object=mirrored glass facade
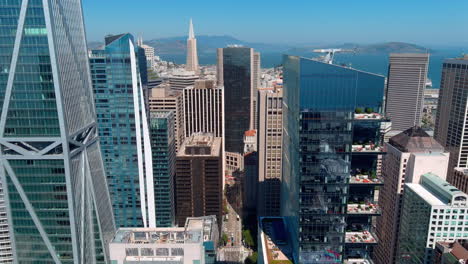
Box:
[222,47,252,153]
[0,0,115,263]
[150,111,176,227]
[282,55,385,263]
[90,33,154,228]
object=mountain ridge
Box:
[87,35,430,55]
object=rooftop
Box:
[111,216,217,245]
[389,126,444,153]
[437,240,468,261]
[178,133,221,157]
[420,173,467,204]
[245,130,256,137]
[406,183,445,206]
[259,217,293,264]
[344,259,373,264]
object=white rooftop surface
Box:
[406,183,445,206]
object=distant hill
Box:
[144,35,291,54]
[87,36,429,55]
[289,42,429,54]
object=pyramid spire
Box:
[188,18,195,39]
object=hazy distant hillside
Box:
[87,36,429,55]
[289,42,429,54]
[145,35,291,54]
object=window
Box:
[125,248,138,256]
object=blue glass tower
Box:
[90,33,155,228]
[0,0,115,263]
[282,56,386,263]
[150,111,176,227]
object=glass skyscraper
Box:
[90,33,155,228]
[218,46,256,154]
[150,111,176,227]
[282,56,385,263]
[0,0,115,263]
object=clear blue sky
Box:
[82,0,468,46]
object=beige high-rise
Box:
[148,84,185,151]
[257,88,283,216]
[435,56,468,182]
[374,127,449,264]
[385,53,429,131]
[186,19,199,72]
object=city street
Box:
[218,199,245,263]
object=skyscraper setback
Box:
[385,53,429,131]
[90,33,155,228]
[186,19,199,72]
[0,0,115,262]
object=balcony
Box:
[354,113,384,120]
[344,258,374,264]
[347,203,381,215]
[345,231,377,245]
[349,175,383,185]
[351,144,383,153]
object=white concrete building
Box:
[109,216,218,264]
[397,173,468,264]
[375,127,450,264]
[182,80,224,138]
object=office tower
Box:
[169,70,200,90]
[0,0,115,262]
[148,84,185,151]
[90,33,155,228]
[218,46,260,153]
[435,57,468,181]
[150,111,176,227]
[186,19,199,72]
[396,173,468,264]
[385,53,429,131]
[183,80,224,138]
[175,134,222,227]
[374,127,450,264]
[137,37,156,69]
[453,168,468,194]
[216,49,224,86]
[258,89,283,216]
[434,240,468,264]
[137,46,148,86]
[282,55,386,263]
[252,52,261,129]
[109,216,219,264]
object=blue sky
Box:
[82,0,468,47]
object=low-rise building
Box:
[434,240,468,264]
[109,216,219,264]
[397,173,468,264]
